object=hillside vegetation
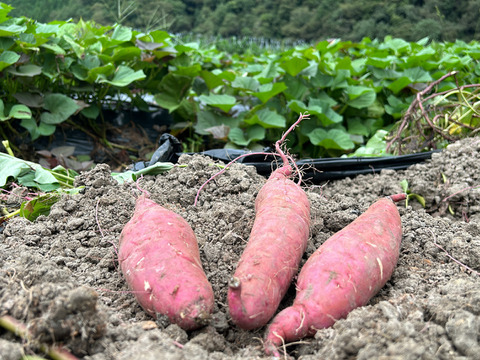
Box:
[7,0,480,42]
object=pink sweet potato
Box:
[264,194,405,356]
[118,194,214,330]
[227,164,311,330]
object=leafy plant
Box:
[0,149,178,221]
[2,3,480,161]
[399,179,426,208]
[0,152,78,191]
[387,71,480,154]
[0,151,82,221]
[111,161,177,184]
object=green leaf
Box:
[245,64,264,74]
[287,99,308,114]
[228,125,265,146]
[7,64,42,77]
[194,110,239,135]
[213,70,236,82]
[19,193,61,220]
[0,37,14,50]
[350,129,388,157]
[174,63,202,77]
[0,153,58,188]
[301,62,318,77]
[0,154,31,187]
[154,73,192,112]
[112,25,133,42]
[288,99,342,126]
[311,73,334,87]
[9,104,32,119]
[244,108,286,128]
[370,67,401,79]
[283,75,308,100]
[70,64,88,81]
[311,98,343,126]
[0,50,20,71]
[13,92,43,108]
[347,118,370,136]
[410,193,426,207]
[81,104,100,119]
[400,179,409,193]
[0,24,27,36]
[307,128,355,150]
[86,63,115,83]
[316,91,338,107]
[20,117,56,140]
[385,95,409,118]
[40,94,81,125]
[332,69,350,89]
[280,56,309,76]
[111,46,141,62]
[19,118,37,139]
[36,23,61,34]
[382,37,410,54]
[37,121,56,136]
[387,77,411,94]
[346,86,376,109]
[18,33,36,46]
[405,47,436,66]
[351,58,367,74]
[366,56,397,68]
[0,100,32,121]
[149,30,171,43]
[403,67,433,83]
[99,65,145,87]
[256,60,282,82]
[153,46,178,59]
[62,35,84,58]
[252,82,288,103]
[0,3,14,23]
[198,94,237,112]
[231,76,260,92]
[200,70,225,90]
[368,100,385,119]
[112,162,175,184]
[40,42,66,55]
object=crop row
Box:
[1,2,479,158]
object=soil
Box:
[1,136,479,360]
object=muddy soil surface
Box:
[1,137,479,360]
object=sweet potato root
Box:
[118,194,214,330]
[264,194,405,356]
[227,164,311,329]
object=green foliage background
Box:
[1,1,480,161]
[7,0,480,43]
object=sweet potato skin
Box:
[118,194,214,330]
[228,165,311,330]
[264,196,403,354]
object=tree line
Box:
[7,0,480,42]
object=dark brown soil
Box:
[1,137,479,360]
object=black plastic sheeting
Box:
[132,134,183,170]
[198,148,439,182]
[30,106,437,183]
[142,137,439,183]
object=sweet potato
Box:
[118,194,214,330]
[264,194,405,356]
[227,164,311,329]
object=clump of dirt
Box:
[0,137,479,359]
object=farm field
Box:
[1,3,480,359]
[0,136,479,359]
